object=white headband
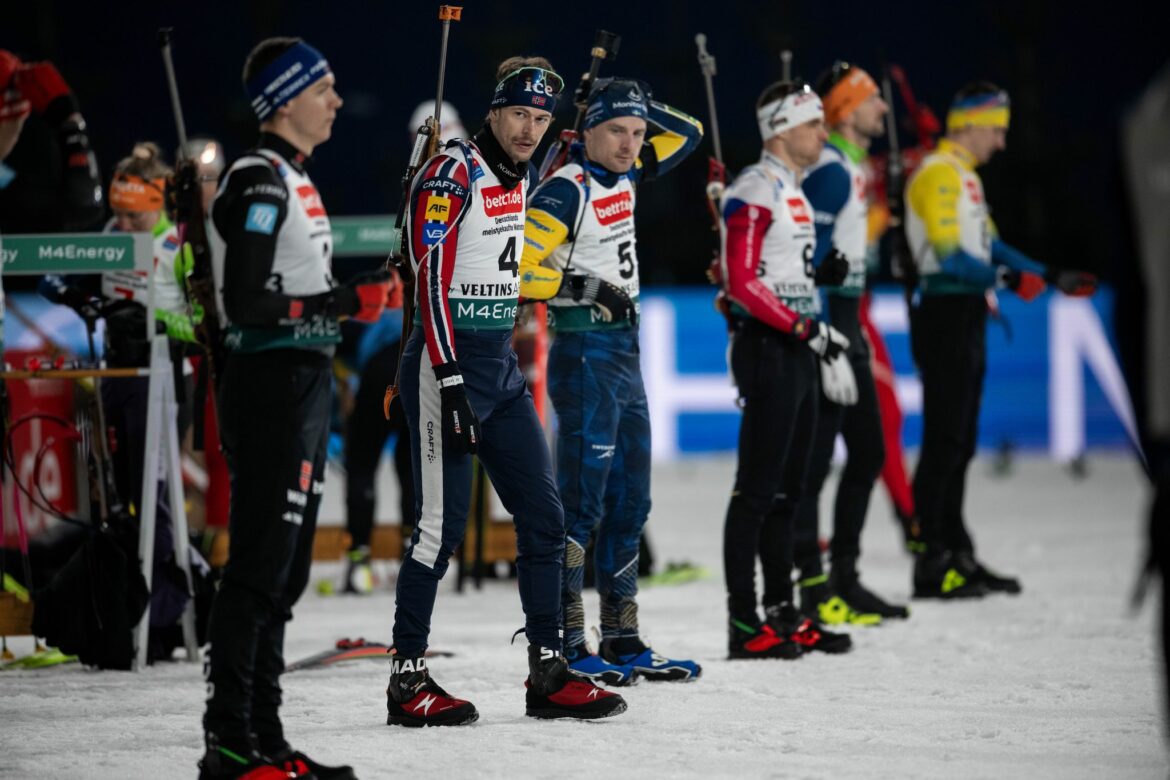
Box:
[757,86,824,142]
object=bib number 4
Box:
[498,236,518,277]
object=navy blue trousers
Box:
[393,329,565,656]
[547,328,651,649]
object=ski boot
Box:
[386,655,478,727]
[525,645,627,720]
[599,635,701,682]
[565,642,637,686]
[727,617,801,660]
[766,602,852,654]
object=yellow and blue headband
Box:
[246,42,331,121]
[946,90,1010,132]
[491,67,563,114]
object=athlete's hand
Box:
[558,273,637,325]
[334,269,393,322]
[14,61,78,126]
[820,352,859,406]
[1001,268,1046,302]
[433,362,480,456]
[1045,268,1097,297]
[803,320,849,361]
[813,248,850,288]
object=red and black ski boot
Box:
[386,655,478,727]
[525,645,627,720]
[766,603,852,654]
[727,617,801,660]
[198,734,294,780]
[264,747,355,780]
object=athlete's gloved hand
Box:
[14,61,79,126]
[820,352,859,406]
[999,267,1046,302]
[802,320,850,362]
[385,267,405,310]
[333,269,393,322]
[558,273,637,325]
[813,248,850,288]
[433,362,480,455]
[1045,268,1097,297]
[60,286,103,324]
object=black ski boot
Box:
[955,551,1022,595]
[765,603,852,654]
[912,551,988,599]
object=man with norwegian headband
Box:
[200,37,388,780]
[518,78,703,685]
[906,82,1096,601]
[791,62,910,627]
[718,81,854,660]
[385,56,626,727]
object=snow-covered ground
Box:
[2,454,1166,779]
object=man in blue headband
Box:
[386,55,626,726]
[518,78,704,683]
[200,37,388,780]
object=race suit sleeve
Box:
[721,175,806,334]
[906,160,997,288]
[214,163,337,327]
[802,160,851,267]
[409,154,470,369]
[990,228,1046,275]
[518,175,580,300]
[153,234,201,342]
[634,100,704,183]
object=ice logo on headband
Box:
[525,72,556,98]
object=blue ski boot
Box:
[564,642,637,686]
[599,636,701,682]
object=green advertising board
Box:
[331,215,398,258]
[0,233,153,274]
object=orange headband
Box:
[109,173,165,212]
[823,67,878,126]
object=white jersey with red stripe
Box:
[407,141,526,367]
[719,150,819,333]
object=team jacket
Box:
[905,137,1045,295]
[802,132,870,296]
[519,101,703,331]
[209,132,339,353]
[406,128,530,368]
[719,150,819,333]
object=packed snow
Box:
[1,454,1166,779]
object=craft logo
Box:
[296,185,326,218]
[787,198,811,223]
[299,460,312,492]
[592,191,633,226]
[425,194,451,222]
[482,185,523,216]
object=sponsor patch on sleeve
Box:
[244,203,279,234]
[425,194,452,223]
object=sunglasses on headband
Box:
[495,67,565,96]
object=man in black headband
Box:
[199,36,387,780]
[386,55,626,726]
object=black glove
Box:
[58,117,103,229]
[433,361,480,456]
[813,248,850,287]
[558,273,637,325]
[59,285,103,323]
[1044,268,1097,297]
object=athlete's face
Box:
[113,208,160,233]
[489,106,553,164]
[782,118,829,169]
[849,92,888,139]
[280,72,343,154]
[962,125,1008,165]
[583,116,647,174]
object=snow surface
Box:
[1,454,1166,779]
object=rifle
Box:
[879,57,916,293]
[695,34,726,232]
[780,49,793,82]
[536,29,621,182]
[383,5,462,419]
[158,28,221,445]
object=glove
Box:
[14,61,79,126]
[558,273,637,324]
[820,352,859,406]
[0,86,30,123]
[1045,268,1097,297]
[385,267,405,310]
[333,269,392,322]
[59,286,103,323]
[433,362,480,456]
[59,117,103,229]
[813,248,851,288]
[0,50,22,90]
[803,320,849,362]
[1000,267,1046,302]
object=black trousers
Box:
[723,320,819,620]
[345,343,413,549]
[203,349,331,750]
[793,296,886,582]
[909,295,987,557]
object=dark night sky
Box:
[2,0,1165,283]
